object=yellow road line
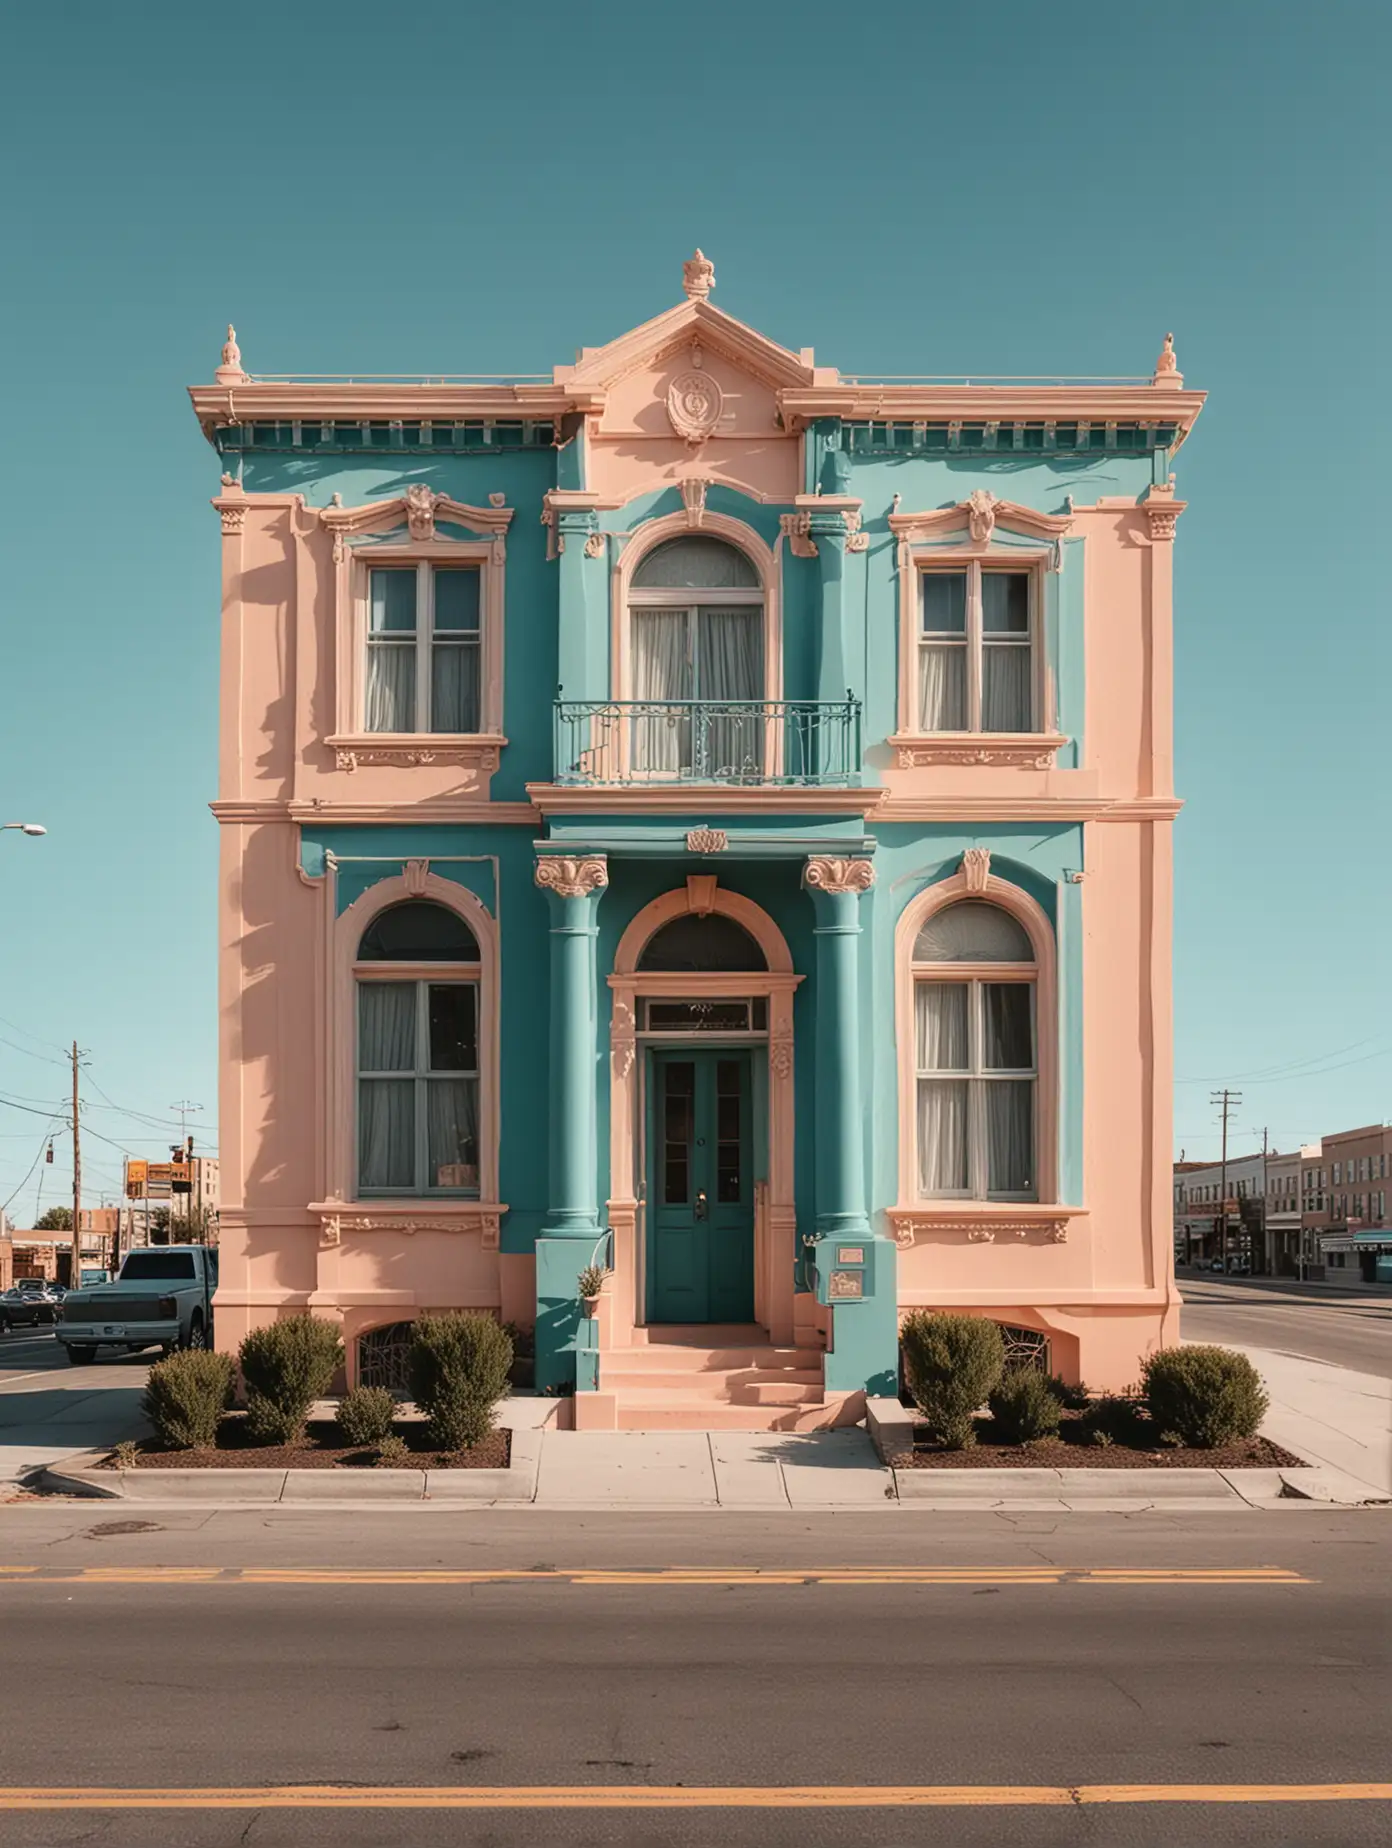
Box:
[0,1784,1385,1809]
[0,1565,1312,1586]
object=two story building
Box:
[193,255,1203,1426]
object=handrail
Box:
[553,696,862,788]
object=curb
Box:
[37,1429,542,1506]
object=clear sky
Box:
[0,0,1386,1215]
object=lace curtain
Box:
[915,979,1034,1198]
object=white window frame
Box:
[357,548,496,739]
[912,965,1038,1203]
[898,554,1059,743]
[355,966,482,1199]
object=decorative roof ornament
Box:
[1152,331,1183,389]
[965,488,999,544]
[215,324,247,384]
[682,249,715,301]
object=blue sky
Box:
[0,1,1386,1215]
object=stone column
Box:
[803,855,897,1396]
[533,854,608,1390]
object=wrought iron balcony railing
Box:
[553,697,862,788]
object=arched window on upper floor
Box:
[356,901,482,1197]
[912,900,1037,1201]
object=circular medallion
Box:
[666,370,723,443]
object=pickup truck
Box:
[55,1246,218,1365]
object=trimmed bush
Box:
[376,1433,411,1468]
[988,1365,1063,1444]
[900,1312,1005,1450]
[239,1315,344,1445]
[336,1385,397,1447]
[1082,1391,1143,1447]
[1044,1373,1092,1412]
[1141,1346,1269,1449]
[142,1349,236,1450]
[407,1312,513,1451]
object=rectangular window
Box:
[915,978,1036,1200]
[918,565,1034,734]
[357,980,479,1195]
[366,564,481,735]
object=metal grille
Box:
[997,1323,1051,1368]
[356,1321,415,1393]
[61,1296,167,1324]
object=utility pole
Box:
[169,1103,202,1240]
[70,1042,82,1289]
[1210,1088,1242,1273]
[1251,1126,1270,1276]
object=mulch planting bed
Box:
[896,1410,1304,1470]
[105,1419,511,1472]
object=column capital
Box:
[535,855,608,899]
[803,856,875,895]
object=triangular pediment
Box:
[556,297,821,398]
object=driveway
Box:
[0,1329,150,1485]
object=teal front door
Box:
[648,1050,755,1324]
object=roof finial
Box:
[215,323,247,384]
[682,249,715,302]
[1152,331,1182,389]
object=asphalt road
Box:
[0,1504,1387,1846]
[0,1329,149,1483]
[1178,1272,1392,1377]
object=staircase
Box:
[593,1325,841,1431]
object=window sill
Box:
[886,1204,1084,1248]
[327,733,507,773]
[889,732,1067,770]
[311,1200,506,1249]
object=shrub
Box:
[407,1313,513,1451]
[988,1365,1063,1444]
[1044,1373,1092,1412]
[376,1433,411,1468]
[1141,1346,1269,1449]
[1082,1391,1143,1448]
[142,1349,236,1450]
[899,1312,1005,1450]
[239,1316,344,1445]
[336,1385,396,1447]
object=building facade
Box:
[193,257,1202,1424]
[1313,1125,1392,1280]
[1173,1152,1267,1269]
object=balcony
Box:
[553,698,862,788]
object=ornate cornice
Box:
[803,856,875,894]
[887,1205,1083,1249]
[319,489,513,555]
[889,497,1072,547]
[685,827,728,854]
[889,732,1068,770]
[1141,479,1186,541]
[535,855,609,899]
[780,497,865,558]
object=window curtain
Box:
[358,984,417,1191]
[985,1081,1034,1195]
[915,983,969,1194]
[427,1078,480,1190]
[983,647,1031,731]
[430,641,480,732]
[366,645,416,733]
[918,645,966,730]
[696,608,763,778]
[631,610,690,773]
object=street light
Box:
[2,823,46,836]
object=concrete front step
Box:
[606,1345,823,1373]
[613,1399,841,1432]
[601,1368,825,1397]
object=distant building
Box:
[1173,1152,1267,1268]
[1313,1125,1392,1282]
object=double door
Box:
[647,1050,754,1324]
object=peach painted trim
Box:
[606,883,802,1347]
[285,801,542,826]
[609,510,783,715]
[525,785,875,817]
[325,867,501,1207]
[888,733,1067,770]
[887,1204,1086,1247]
[873,797,1183,823]
[892,865,1060,1210]
[334,536,506,744]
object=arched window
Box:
[628,536,764,778]
[638,912,768,973]
[356,901,481,1196]
[913,900,1036,1201]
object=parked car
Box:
[55,1247,218,1365]
[0,1286,61,1330]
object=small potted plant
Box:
[577,1265,605,1315]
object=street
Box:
[0,1502,1388,1844]
[1178,1273,1392,1378]
[0,1329,148,1484]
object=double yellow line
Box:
[0,1565,1312,1586]
[0,1783,1384,1809]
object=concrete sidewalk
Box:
[533,1429,892,1509]
[1217,1342,1392,1503]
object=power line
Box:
[1177,1034,1392,1086]
[0,1122,63,1216]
